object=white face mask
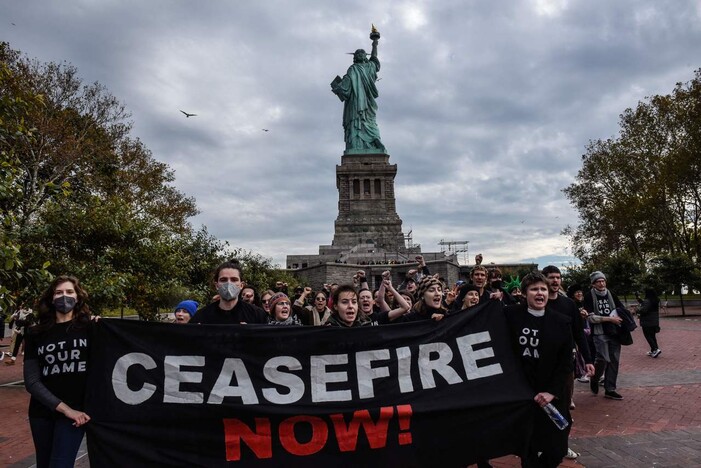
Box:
[217,282,240,302]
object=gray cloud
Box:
[3,0,700,268]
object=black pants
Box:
[29,417,85,468]
[642,326,659,351]
[8,331,24,357]
[521,404,570,468]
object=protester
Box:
[267,292,303,326]
[541,266,593,460]
[173,300,199,324]
[24,276,92,468]
[399,275,447,322]
[297,289,332,325]
[457,283,481,310]
[638,288,661,358]
[397,255,430,299]
[566,284,592,384]
[260,289,275,315]
[374,273,412,322]
[583,271,625,400]
[240,287,257,305]
[452,266,503,312]
[325,285,375,327]
[4,303,34,366]
[488,268,518,306]
[190,261,268,325]
[358,288,374,315]
[504,272,574,468]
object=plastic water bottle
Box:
[543,403,569,430]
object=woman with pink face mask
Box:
[24,276,93,468]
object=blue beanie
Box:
[174,300,199,317]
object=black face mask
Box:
[53,295,77,314]
[491,280,503,290]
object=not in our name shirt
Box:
[25,321,90,418]
[515,310,544,390]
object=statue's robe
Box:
[332,57,385,151]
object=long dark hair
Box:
[32,276,91,334]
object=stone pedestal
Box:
[332,153,406,253]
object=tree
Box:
[0,56,53,310]
[232,249,299,294]
[564,69,701,268]
[1,43,222,319]
[650,253,701,316]
[598,251,643,303]
[561,263,593,293]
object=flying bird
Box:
[262,129,269,132]
[179,110,197,118]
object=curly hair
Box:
[32,276,91,334]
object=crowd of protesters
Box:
[6,254,662,468]
[171,255,655,466]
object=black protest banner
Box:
[85,301,536,467]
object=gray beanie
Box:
[590,271,606,283]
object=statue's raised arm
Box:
[330,25,386,154]
[370,24,380,69]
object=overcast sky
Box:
[3,1,701,268]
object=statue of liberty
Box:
[331,25,386,153]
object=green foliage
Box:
[232,249,299,294]
[561,251,643,298]
[564,69,701,303]
[649,254,701,294]
[598,251,644,300]
[0,42,227,319]
[564,69,701,268]
[561,263,591,292]
[0,53,53,310]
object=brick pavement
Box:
[1,315,700,467]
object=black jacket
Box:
[504,304,574,402]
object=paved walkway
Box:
[2,313,700,467]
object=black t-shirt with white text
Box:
[514,311,544,390]
[25,321,90,418]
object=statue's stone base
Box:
[332,152,406,253]
[286,151,463,288]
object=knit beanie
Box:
[174,300,199,317]
[590,271,606,284]
[417,276,443,299]
[269,292,290,311]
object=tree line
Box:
[0,43,295,319]
[564,69,701,312]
